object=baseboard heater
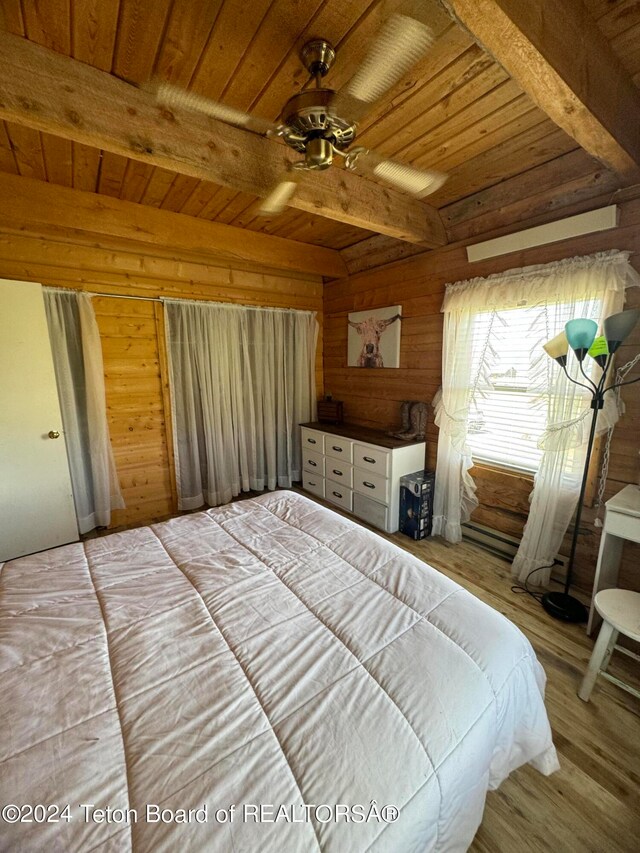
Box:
[461,521,568,583]
[461,521,521,560]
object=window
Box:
[466,299,600,474]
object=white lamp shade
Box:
[543,331,569,360]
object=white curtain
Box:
[432,251,640,584]
[44,288,124,533]
[431,307,483,542]
[165,299,318,509]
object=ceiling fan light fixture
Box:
[305,137,333,169]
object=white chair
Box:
[578,588,640,702]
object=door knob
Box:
[48,430,60,439]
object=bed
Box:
[0,490,558,852]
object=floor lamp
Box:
[541,308,640,623]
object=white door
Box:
[0,279,78,561]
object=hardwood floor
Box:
[389,533,640,853]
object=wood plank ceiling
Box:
[0,0,639,257]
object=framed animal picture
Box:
[347,305,402,368]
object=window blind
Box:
[466,301,598,474]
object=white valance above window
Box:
[441,251,638,312]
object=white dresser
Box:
[300,422,426,534]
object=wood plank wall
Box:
[0,231,323,529]
[324,199,640,595]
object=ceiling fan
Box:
[155,12,447,215]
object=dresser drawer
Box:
[325,461,353,489]
[353,492,388,531]
[353,443,390,477]
[325,484,353,512]
[301,428,323,451]
[302,472,325,499]
[303,448,324,476]
[325,435,353,463]
[353,469,390,504]
[324,433,353,466]
[606,508,640,543]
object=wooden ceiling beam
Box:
[0,173,346,278]
[442,0,640,178]
[0,30,446,248]
[339,149,633,275]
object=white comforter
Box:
[0,491,558,852]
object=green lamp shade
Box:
[543,331,569,362]
[603,308,640,353]
[588,336,609,357]
[588,335,609,367]
[565,318,598,350]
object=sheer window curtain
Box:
[432,251,640,583]
[431,305,483,542]
[165,299,318,509]
[43,288,124,533]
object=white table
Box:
[587,484,640,635]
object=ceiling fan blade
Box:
[155,82,279,136]
[257,178,299,216]
[349,149,447,197]
[333,14,436,121]
[372,159,447,197]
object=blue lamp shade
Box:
[565,318,598,361]
[603,308,640,353]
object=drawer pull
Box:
[363,456,376,464]
[308,480,317,486]
[332,468,343,476]
[332,490,343,499]
[332,445,343,452]
[363,481,376,489]
[308,460,317,467]
[308,438,317,444]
